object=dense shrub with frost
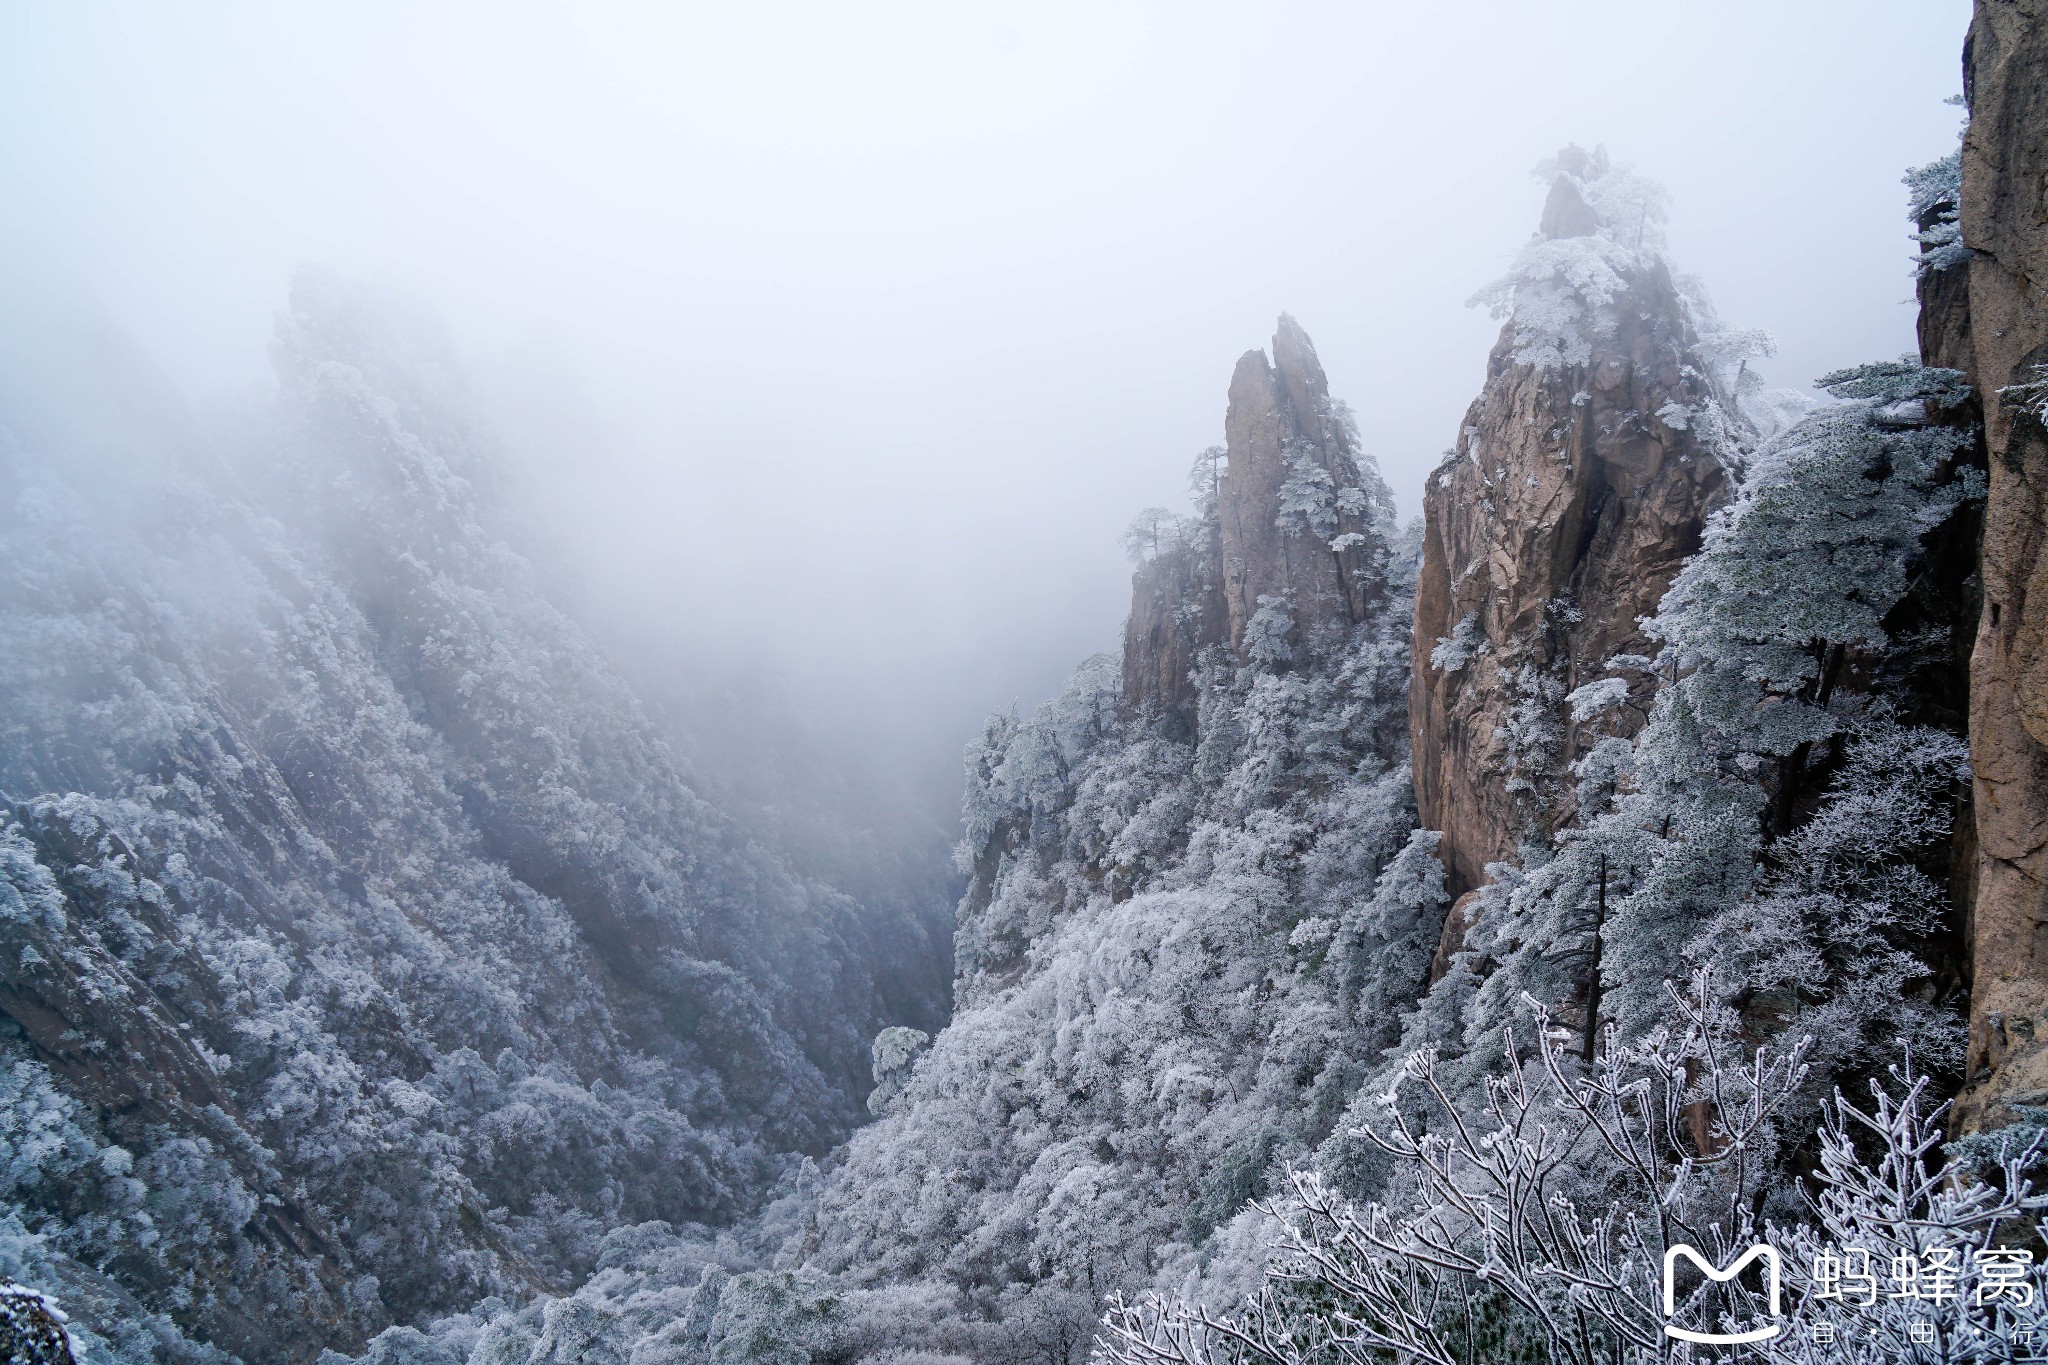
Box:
[1466,147,1667,371]
[1100,980,2048,1365]
[1906,105,1969,277]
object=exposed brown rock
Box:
[1427,890,1483,984]
[1122,316,1387,719]
[1539,165,1603,241]
[1411,160,1731,913]
[1218,316,1384,649]
[1938,0,2048,1130]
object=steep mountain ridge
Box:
[787,138,1996,1365]
[789,315,1421,1354]
[1083,107,2020,1365]
[304,315,1425,1365]
[306,46,2048,1365]
[0,275,947,1361]
[11,21,2048,1358]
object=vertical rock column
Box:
[1946,0,2048,1128]
[1121,316,1390,721]
[1410,152,1730,960]
[1217,315,1387,650]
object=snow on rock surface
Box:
[1411,145,1742,928]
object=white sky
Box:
[0,0,1972,809]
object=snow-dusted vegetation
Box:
[1088,349,1995,1365]
[353,149,1999,1362]
[0,26,2021,1362]
[0,274,947,1361]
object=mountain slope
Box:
[0,275,947,1361]
[793,317,1424,1345]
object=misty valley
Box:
[4,5,2048,1364]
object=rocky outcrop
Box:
[1122,316,1391,718]
[1122,516,1225,720]
[1411,150,1733,921]
[1937,0,2048,1129]
[1218,317,1390,649]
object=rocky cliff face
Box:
[1934,0,2048,1128]
[1122,316,1392,719]
[1218,317,1392,651]
[1122,517,1225,721]
[1411,148,1736,938]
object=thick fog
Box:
[0,1,1970,831]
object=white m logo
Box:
[1662,1243,1783,1345]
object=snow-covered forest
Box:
[7,4,2046,1364]
[0,274,950,1361]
